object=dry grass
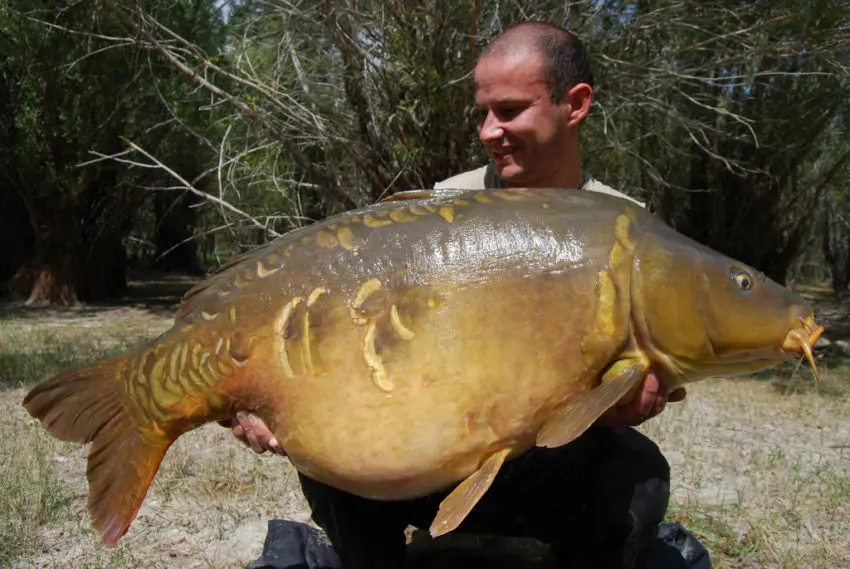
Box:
[0,287,847,569]
[640,366,850,569]
[0,302,311,569]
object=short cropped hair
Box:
[481,22,595,102]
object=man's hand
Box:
[595,373,686,428]
[222,412,285,455]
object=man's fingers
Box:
[643,373,661,396]
[650,395,667,417]
[233,412,266,454]
[620,374,666,424]
[268,437,284,455]
[594,374,684,429]
[228,412,286,455]
[236,412,264,454]
[637,374,663,418]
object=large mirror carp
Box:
[22,187,823,547]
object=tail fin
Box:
[22,357,172,547]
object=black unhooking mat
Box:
[245,519,712,569]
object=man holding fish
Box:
[231,21,707,569]
[24,18,821,569]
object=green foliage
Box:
[575,0,848,284]
[125,0,849,283]
[0,0,228,300]
[1,0,848,295]
[576,0,850,281]
[211,1,489,219]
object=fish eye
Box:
[730,269,754,291]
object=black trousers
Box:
[297,426,671,569]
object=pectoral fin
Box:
[429,448,511,538]
[536,360,647,448]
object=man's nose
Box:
[478,111,504,142]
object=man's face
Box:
[474,52,574,187]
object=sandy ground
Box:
[1,282,848,569]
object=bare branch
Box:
[101,0,358,211]
[96,139,283,238]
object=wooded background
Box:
[0,0,848,304]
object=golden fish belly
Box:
[264,271,604,500]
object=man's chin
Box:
[493,163,528,186]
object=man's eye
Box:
[498,107,520,119]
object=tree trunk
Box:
[80,236,129,300]
[0,186,35,297]
[9,239,130,305]
[9,254,79,305]
[153,190,203,275]
[823,190,849,298]
[6,200,129,304]
[7,207,81,304]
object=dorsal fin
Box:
[379,189,473,203]
[174,237,291,320]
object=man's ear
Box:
[564,83,593,127]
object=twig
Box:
[94,140,282,238]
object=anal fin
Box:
[429,448,511,538]
[536,359,646,448]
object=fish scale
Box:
[22,187,823,548]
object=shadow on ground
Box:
[742,353,849,399]
[0,273,198,321]
[734,285,850,398]
[0,274,198,388]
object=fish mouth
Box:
[781,315,824,383]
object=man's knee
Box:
[296,474,409,568]
[599,428,671,525]
[297,473,405,533]
[610,427,671,484]
[297,473,340,524]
